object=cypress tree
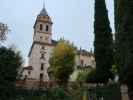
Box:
[114,0,118,32]
[94,0,114,83]
[115,0,126,73]
[122,1,133,98]
[115,0,133,98]
[114,0,125,32]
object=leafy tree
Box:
[76,71,89,82]
[0,46,23,100]
[0,23,9,42]
[68,82,83,100]
[94,0,114,83]
[49,40,76,86]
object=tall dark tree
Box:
[114,0,118,33]
[114,0,133,99]
[0,47,23,100]
[120,1,133,99]
[115,0,126,77]
[94,0,114,83]
[114,0,126,32]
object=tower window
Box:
[46,25,49,31]
[40,73,43,80]
[41,54,44,58]
[41,63,44,70]
[40,53,45,59]
[41,46,45,50]
[28,71,31,75]
[40,37,43,41]
[40,24,43,31]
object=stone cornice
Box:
[28,41,56,57]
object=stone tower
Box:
[33,5,53,44]
[28,5,53,81]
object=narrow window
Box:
[40,37,43,41]
[28,71,31,75]
[40,73,43,80]
[81,60,84,66]
[41,63,44,70]
[40,54,44,59]
[41,46,45,50]
[46,25,49,31]
[40,24,43,31]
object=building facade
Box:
[23,6,95,82]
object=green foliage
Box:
[88,84,121,100]
[49,40,76,85]
[94,0,114,83]
[114,0,118,32]
[111,65,119,75]
[114,0,133,99]
[87,69,96,83]
[68,82,85,100]
[114,0,125,33]
[16,88,72,100]
[76,71,89,82]
[16,84,121,100]
[0,46,23,100]
[115,0,127,80]
[114,1,133,99]
[120,1,133,90]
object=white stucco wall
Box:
[75,54,95,68]
[25,46,95,81]
[28,44,54,80]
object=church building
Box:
[22,5,95,84]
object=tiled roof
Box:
[77,49,94,56]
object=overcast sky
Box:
[0,0,114,64]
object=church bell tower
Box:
[33,5,53,44]
[27,3,53,81]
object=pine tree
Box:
[94,0,114,83]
